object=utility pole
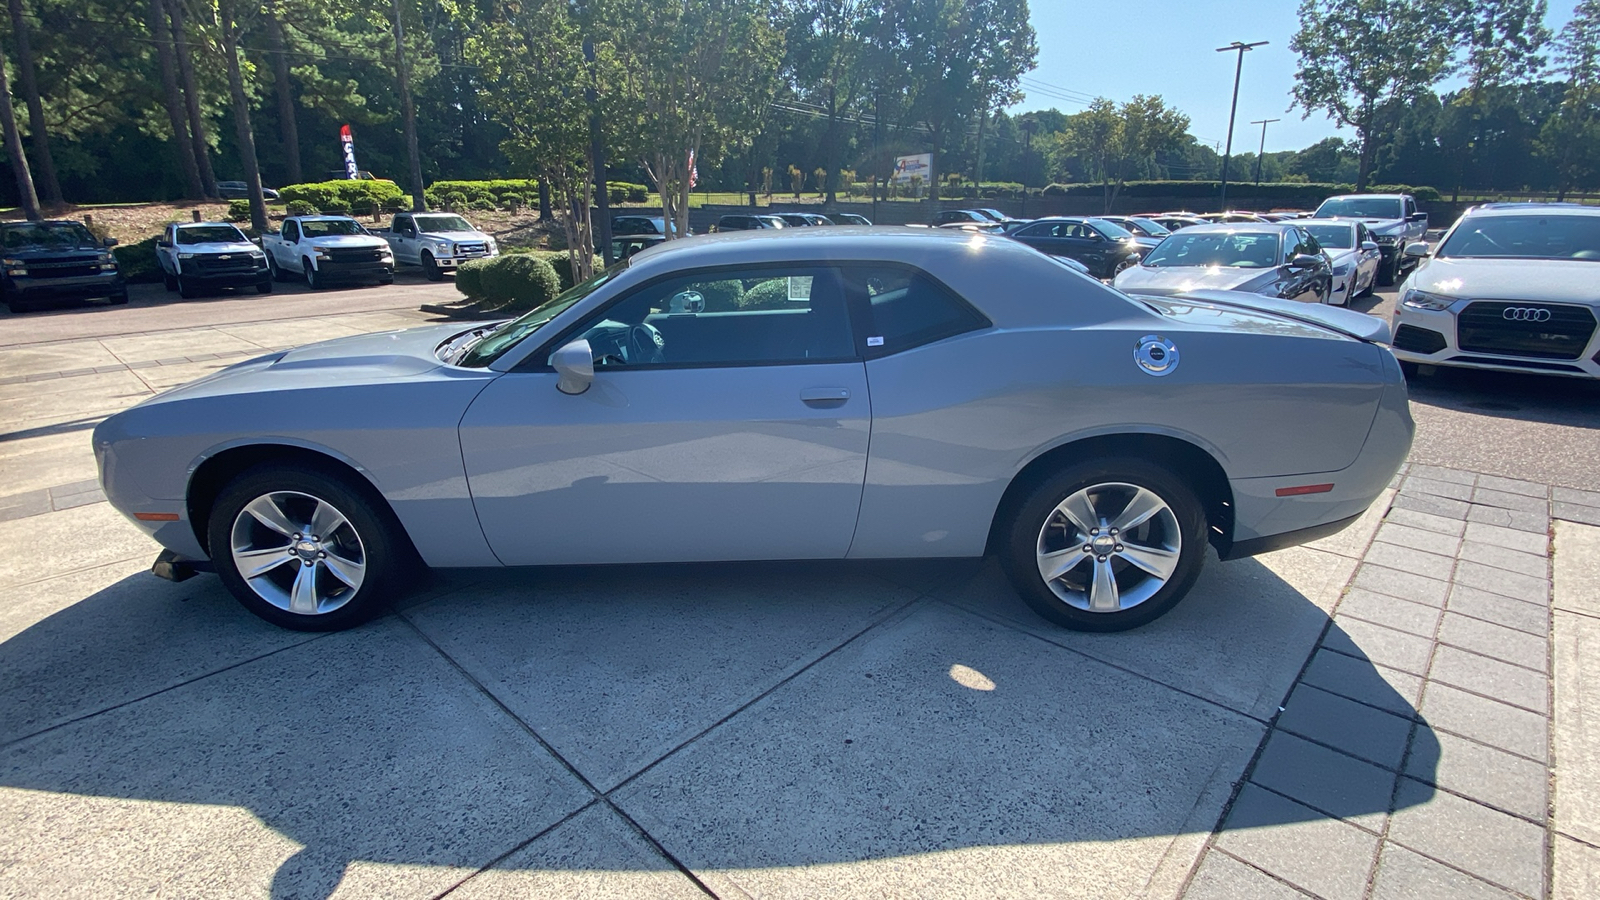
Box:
[1250,118,1279,186]
[1216,40,1267,212]
[391,0,424,212]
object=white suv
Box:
[1391,203,1600,379]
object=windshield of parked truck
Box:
[2,222,99,248]
[1315,198,1403,219]
[176,225,249,245]
[300,219,367,238]
[412,215,474,233]
[1437,214,1600,260]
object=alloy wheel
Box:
[1034,481,1182,613]
[229,490,367,616]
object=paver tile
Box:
[1249,732,1397,828]
[1320,618,1436,676]
[1370,843,1519,900]
[1392,491,1470,520]
[1299,648,1422,716]
[1351,565,1450,606]
[1457,541,1550,580]
[1374,522,1462,557]
[1387,777,1546,898]
[1363,541,1456,581]
[1466,503,1548,533]
[1384,507,1465,537]
[1217,784,1378,900]
[1464,521,1551,556]
[1405,729,1549,821]
[1553,606,1600,847]
[1276,684,1414,768]
[1404,475,1474,501]
[1474,474,1549,499]
[1553,486,1600,507]
[1553,501,1600,527]
[1429,644,1549,714]
[1184,852,1310,900]
[1421,681,1549,762]
[1408,465,1475,486]
[1337,590,1442,638]
[1438,612,1550,671]
[1554,834,1600,900]
[1473,487,1550,514]
[1447,584,1550,635]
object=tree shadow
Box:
[0,553,1437,898]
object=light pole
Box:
[1250,118,1280,186]
[1216,40,1268,212]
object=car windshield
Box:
[1141,231,1282,268]
[1315,198,1403,219]
[1436,214,1600,261]
[1128,218,1171,236]
[412,215,474,233]
[456,261,628,367]
[1303,224,1355,249]
[300,219,367,238]
[974,209,1007,221]
[759,217,786,227]
[176,225,249,244]
[1087,219,1134,240]
[2,222,99,248]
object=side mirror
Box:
[104,237,118,247]
[1408,212,1428,223]
[1360,240,1380,252]
[551,339,594,395]
[1403,241,1430,259]
[155,239,171,249]
[1289,253,1323,269]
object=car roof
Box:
[628,226,1022,267]
[175,221,243,229]
[291,215,358,221]
[1321,193,1407,200]
[1159,222,1297,235]
[1463,202,1600,217]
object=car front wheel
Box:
[304,260,323,290]
[421,251,442,281]
[208,465,405,631]
[1001,458,1207,632]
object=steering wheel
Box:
[627,323,666,365]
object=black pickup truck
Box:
[1,220,126,313]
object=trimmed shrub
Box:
[1027,180,1442,203]
[528,251,599,291]
[442,191,468,211]
[278,178,405,212]
[320,198,352,215]
[696,279,744,311]
[455,257,491,302]
[285,199,318,217]
[112,236,163,284]
[479,254,562,311]
[737,278,789,310]
[382,195,408,212]
[226,199,252,222]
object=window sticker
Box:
[867,336,885,347]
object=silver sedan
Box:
[95,228,1413,633]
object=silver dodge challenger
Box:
[95,228,1413,633]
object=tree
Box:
[1446,0,1551,197]
[1055,95,1189,211]
[890,0,1036,205]
[1540,0,1600,197]
[1290,0,1458,189]
[7,0,61,206]
[262,1,301,184]
[0,38,41,220]
[218,0,269,233]
[147,0,204,197]
[167,0,220,197]
[785,0,871,207]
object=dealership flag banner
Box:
[340,125,359,179]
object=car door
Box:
[273,221,299,268]
[1057,222,1112,274]
[458,265,871,566]
[157,225,176,275]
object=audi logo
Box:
[1502,307,1552,322]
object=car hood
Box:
[1346,218,1408,235]
[174,241,260,255]
[300,234,388,248]
[416,230,490,241]
[1324,248,1361,267]
[1407,257,1600,306]
[1152,289,1392,344]
[141,324,470,404]
[5,245,105,259]
[1113,264,1274,295]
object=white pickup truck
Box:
[260,215,394,290]
[155,221,271,299]
[374,211,498,281]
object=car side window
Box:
[1300,230,1322,255]
[843,266,988,356]
[565,266,854,369]
[283,221,299,242]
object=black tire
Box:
[164,271,178,291]
[999,457,1208,632]
[178,276,200,299]
[304,261,322,290]
[208,463,407,631]
[378,275,394,286]
[421,251,442,281]
[108,290,129,305]
[256,279,273,295]
[1399,360,1420,379]
[268,255,289,283]
[1377,255,1398,287]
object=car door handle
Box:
[800,387,850,404]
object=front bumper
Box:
[1392,303,1600,379]
[181,265,269,286]
[5,273,125,300]
[429,251,495,269]
[316,260,394,282]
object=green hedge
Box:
[113,236,162,284]
[737,279,788,309]
[278,179,405,213]
[455,253,561,311]
[1036,180,1442,202]
[285,199,317,217]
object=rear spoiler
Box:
[1154,289,1392,344]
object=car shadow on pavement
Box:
[0,554,1438,899]
[1404,365,1600,428]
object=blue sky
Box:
[1011,0,1580,154]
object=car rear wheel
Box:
[1001,458,1207,632]
[267,254,288,283]
[208,465,403,631]
[421,252,442,281]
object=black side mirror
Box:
[1289,253,1323,269]
[155,239,171,249]
[1408,212,1428,223]
[104,237,118,247]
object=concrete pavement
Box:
[0,287,1597,898]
